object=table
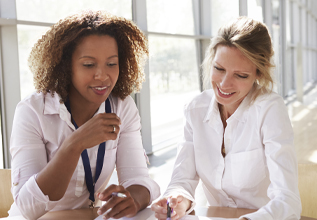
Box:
[1,206,316,220]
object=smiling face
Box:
[69,34,119,108]
[211,45,257,116]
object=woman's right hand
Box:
[151,196,191,220]
[64,113,121,152]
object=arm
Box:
[152,106,199,219]
[36,111,120,201]
[241,95,301,220]
[11,101,120,219]
[96,96,160,218]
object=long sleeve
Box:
[10,101,60,220]
[241,95,301,220]
[163,105,200,213]
[115,96,160,204]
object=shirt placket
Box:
[221,121,237,207]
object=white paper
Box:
[180,216,239,220]
[94,207,154,220]
[94,208,239,220]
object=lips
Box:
[91,85,110,95]
[217,86,235,97]
[94,86,108,91]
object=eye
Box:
[107,63,118,67]
[214,66,224,71]
[237,74,248,79]
[83,63,95,68]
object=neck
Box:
[68,92,100,127]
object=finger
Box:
[155,212,170,220]
[101,199,125,218]
[111,203,136,219]
[99,185,125,201]
[171,210,179,220]
[151,202,167,213]
[108,124,120,134]
[98,113,121,124]
[98,195,126,216]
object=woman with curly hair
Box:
[9,10,160,219]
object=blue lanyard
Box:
[64,98,111,208]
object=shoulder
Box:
[110,95,136,113]
[16,92,45,112]
[253,91,286,110]
[16,92,59,113]
[185,90,214,112]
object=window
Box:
[148,36,200,151]
[16,0,132,23]
[211,0,239,36]
[17,25,50,99]
[146,0,195,35]
[16,0,132,100]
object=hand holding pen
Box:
[97,184,138,219]
[151,195,191,220]
[167,198,173,220]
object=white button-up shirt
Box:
[9,92,160,219]
[164,89,301,220]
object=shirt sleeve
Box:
[241,95,301,220]
[162,106,199,214]
[10,101,60,220]
[115,96,160,204]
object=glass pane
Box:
[16,0,132,23]
[211,0,239,36]
[146,0,195,35]
[17,25,50,100]
[248,0,263,22]
[149,36,200,151]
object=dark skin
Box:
[35,34,151,219]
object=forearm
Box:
[36,138,83,201]
[126,185,150,211]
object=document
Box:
[94,208,239,220]
[94,207,154,220]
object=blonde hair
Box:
[29,10,148,102]
[202,16,275,101]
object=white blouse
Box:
[9,92,160,220]
[164,89,301,220]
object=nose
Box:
[94,67,109,81]
[220,73,233,89]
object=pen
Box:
[111,192,127,198]
[167,198,173,220]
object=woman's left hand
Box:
[97,184,139,219]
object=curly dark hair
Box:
[29,10,148,102]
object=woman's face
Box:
[70,34,119,107]
[211,45,257,114]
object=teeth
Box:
[95,86,108,91]
[219,88,233,95]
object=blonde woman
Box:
[9,10,160,220]
[151,17,301,220]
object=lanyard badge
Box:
[65,98,111,208]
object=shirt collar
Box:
[203,88,254,127]
[43,93,107,130]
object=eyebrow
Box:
[79,55,118,59]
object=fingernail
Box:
[99,194,103,199]
[97,209,102,215]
